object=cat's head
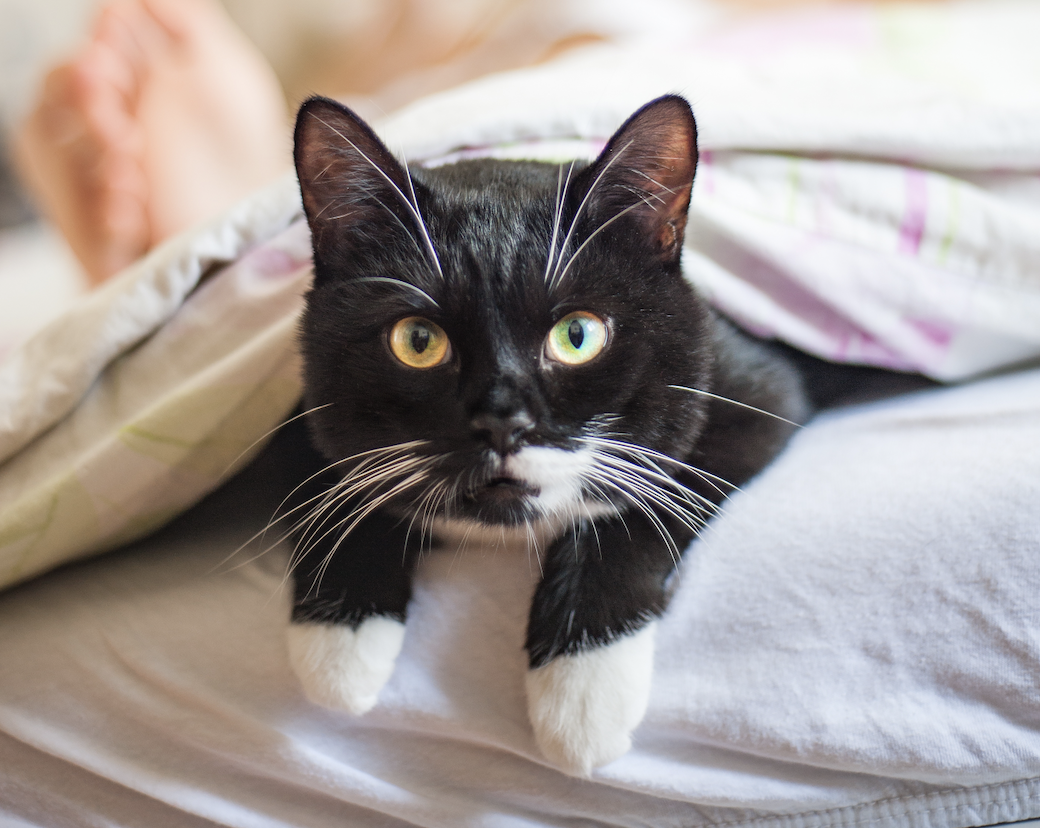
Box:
[293,95,712,529]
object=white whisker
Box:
[629,168,678,197]
[311,469,431,595]
[220,403,333,478]
[551,199,644,292]
[400,149,445,279]
[668,385,803,428]
[295,454,432,558]
[544,161,576,284]
[314,114,443,279]
[266,441,432,595]
[581,434,739,500]
[589,474,682,567]
[591,450,719,513]
[213,436,416,575]
[353,277,440,308]
[549,139,635,290]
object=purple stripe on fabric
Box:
[699,149,716,195]
[696,229,915,369]
[907,317,954,350]
[898,168,928,256]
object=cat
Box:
[282,93,816,776]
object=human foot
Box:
[15,0,290,286]
[14,28,149,285]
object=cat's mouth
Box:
[458,476,542,524]
[468,476,541,501]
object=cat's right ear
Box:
[293,96,415,266]
[576,95,698,265]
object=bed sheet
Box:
[1,366,1039,827]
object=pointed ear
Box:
[579,95,698,262]
[293,96,415,265]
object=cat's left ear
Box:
[579,95,698,262]
[293,96,420,272]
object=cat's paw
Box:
[525,623,656,776]
[286,616,405,715]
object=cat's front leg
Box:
[286,506,418,715]
[525,514,691,775]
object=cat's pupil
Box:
[568,319,584,349]
[410,328,430,354]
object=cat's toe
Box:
[525,623,656,776]
[286,615,405,714]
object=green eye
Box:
[389,317,451,368]
[545,312,608,366]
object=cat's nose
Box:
[470,410,535,456]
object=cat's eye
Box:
[389,317,451,368]
[545,312,608,366]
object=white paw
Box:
[286,616,405,714]
[525,622,656,776]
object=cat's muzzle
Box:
[461,476,540,524]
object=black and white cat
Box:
[283,94,813,775]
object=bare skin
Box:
[14,0,289,285]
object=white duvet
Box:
[2,2,1040,825]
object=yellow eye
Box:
[389,317,451,368]
[545,312,608,366]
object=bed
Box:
[2,3,1040,825]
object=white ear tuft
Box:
[580,95,697,261]
[525,622,656,776]
[286,616,406,715]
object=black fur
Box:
[288,95,824,668]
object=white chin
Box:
[502,446,609,521]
